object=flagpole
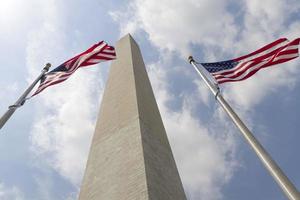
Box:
[0,63,51,130]
[188,56,300,200]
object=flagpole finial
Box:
[188,56,195,64]
[43,63,51,72]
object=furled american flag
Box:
[32,41,116,96]
[201,38,300,84]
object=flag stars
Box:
[201,61,237,73]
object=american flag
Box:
[33,41,116,96]
[201,38,300,84]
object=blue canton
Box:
[50,64,68,73]
[201,60,239,73]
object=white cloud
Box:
[26,0,105,188]
[25,1,66,79]
[110,0,238,57]
[0,1,28,32]
[242,0,300,35]
[30,69,103,185]
[33,173,54,200]
[164,106,237,200]
[0,183,24,200]
[224,60,300,110]
[148,61,238,200]
[194,79,211,107]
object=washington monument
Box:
[78,34,187,200]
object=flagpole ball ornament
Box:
[188,56,195,64]
[44,63,51,71]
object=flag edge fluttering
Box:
[200,38,300,84]
[32,41,116,96]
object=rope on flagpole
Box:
[8,96,33,109]
[188,56,300,200]
[0,63,51,130]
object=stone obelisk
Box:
[78,34,186,200]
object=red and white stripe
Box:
[213,38,300,84]
[33,41,116,96]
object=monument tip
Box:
[122,33,134,40]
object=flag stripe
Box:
[34,78,69,95]
[273,53,298,61]
[234,38,288,61]
[216,61,268,83]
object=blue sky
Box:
[0,0,299,199]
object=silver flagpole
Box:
[188,56,300,200]
[0,63,51,130]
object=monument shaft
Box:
[78,35,186,200]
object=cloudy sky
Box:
[0,0,300,199]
